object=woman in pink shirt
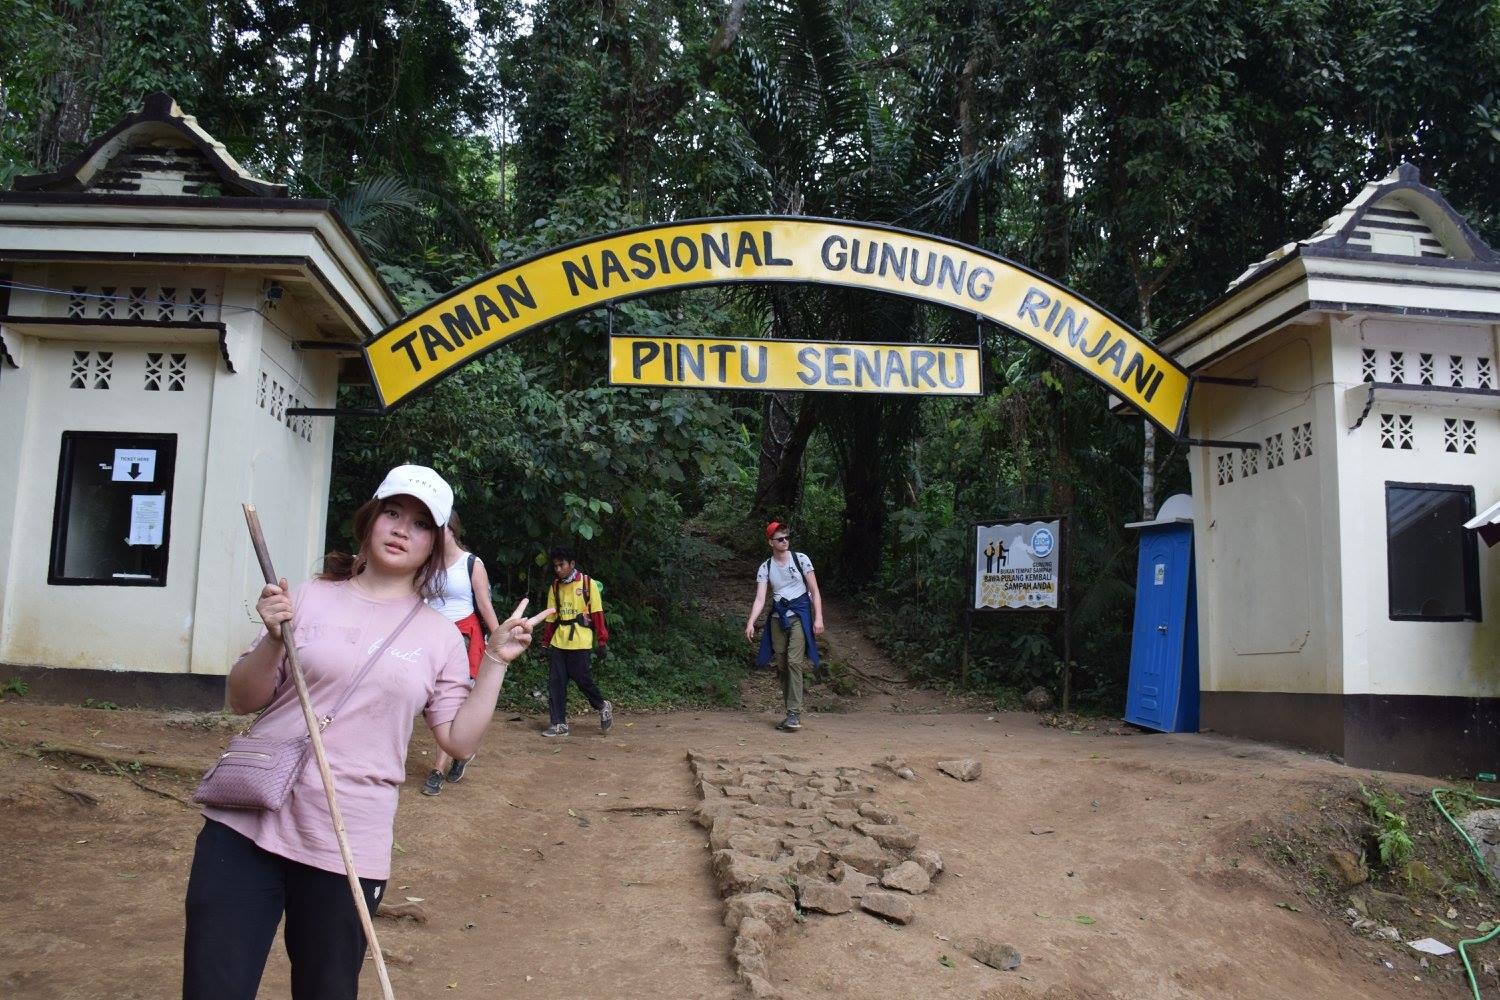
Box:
[183,466,547,1000]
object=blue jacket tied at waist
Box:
[756,593,821,668]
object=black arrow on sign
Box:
[128,462,141,479]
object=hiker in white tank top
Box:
[431,556,477,623]
[421,511,503,796]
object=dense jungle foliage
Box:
[5,0,1500,709]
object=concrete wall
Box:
[1189,320,1341,696]
[1334,316,1500,698]
[0,263,340,681]
[1190,312,1500,704]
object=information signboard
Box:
[973,518,1064,611]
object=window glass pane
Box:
[1386,484,1478,619]
[50,433,175,586]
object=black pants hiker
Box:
[548,646,605,726]
[183,819,385,1000]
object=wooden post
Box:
[242,504,396,1000]
[961,608,972,688]
[1060,515,1072,715]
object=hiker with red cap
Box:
[745,521,824,731]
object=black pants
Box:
[548,646,604,725]
[183,819,386,1000]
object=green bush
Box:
[497,609,747,714]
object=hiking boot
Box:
[600,700,614,734]
[542,723,570,738]
[446,754,475,783]
[775,712,802,732]
[421,769,444,796]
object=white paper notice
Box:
[112,449,157,483]
[1407,937,1454,956]
[128,493,166,546]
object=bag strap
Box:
[318,598,425,730]
[466,552,480,613]
[246,598,424,736]
[763,554,808,586]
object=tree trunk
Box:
[1138,295,1156,520]
[834,400,891,585]
[753,392,818,517]
[753,288,819,518]
[957,50,980,244]
[1036,83,1070,281]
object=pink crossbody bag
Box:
[192,600,424,811]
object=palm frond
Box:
[333,176,426,232]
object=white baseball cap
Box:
[372,465,453,527]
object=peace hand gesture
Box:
[486,599,555,665]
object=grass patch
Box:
[1253,779,1491,957]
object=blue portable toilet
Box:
[1123,494,1199,732]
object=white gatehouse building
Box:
[0,93,398,706]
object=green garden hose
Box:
[1431,788,1500,1000]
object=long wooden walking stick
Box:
[242,503,397,1000]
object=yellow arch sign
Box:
[362,217,1190,434]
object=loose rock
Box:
[911,848,944,878]
[375,901,429,924]
[796,878,854,915]
[693,752,937,993]
[1402,860,1441,892]
[735,946,770,982]
[739,972,781,999]
[1024,686,1054,711]
[724,892,797,933]
[1327,849,1368,888]
[748,874,796,900]
[963,937,1021,971]
[709,817,755,851]
[728,832,784,859]
[856,821,920,852]
[713,850,783,895]
[790,844,834,876]
[861,890,916,925]
[936,759,982,782]
[832,835,892,875]
[736,916,777,954]
[1459,809,1500,882]
[789,789,823,810]
[837,867,877,899]
[880,860,932,895]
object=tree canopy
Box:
[4,0,1498,707]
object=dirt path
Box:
[0,698,1478,999]
[706,549,962,717]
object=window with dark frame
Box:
[1385,482,1481,622]
[49,431,177,587]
